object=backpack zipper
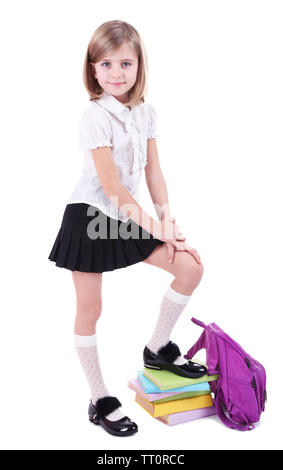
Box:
[245,357,251,368]
[251,376,261,414]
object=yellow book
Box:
[135,392,213,418]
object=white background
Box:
[0,0,282,450]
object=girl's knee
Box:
[74,303,102,334]
[77,302,102,322]
[196,260,204,280]
[177,253,204,285]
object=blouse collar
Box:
[96,90,132,115]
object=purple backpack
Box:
[184,317,267,431]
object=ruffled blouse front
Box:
[119,112,148,175]
[68,91,158,222]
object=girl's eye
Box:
[101,62,131,67]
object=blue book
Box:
[137,370,210,394]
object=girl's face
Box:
[92,43,139,104]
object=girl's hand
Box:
[159,217,186,245]
[166,240,202,265]
[158,216,199,264]
[170,217,186,241]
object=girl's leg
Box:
[72,271,103,335]
[72,271,126,421]
[142,246,204,362]
[143,244,204,295]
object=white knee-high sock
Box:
[146,284,191,365]
[74,333,126,421]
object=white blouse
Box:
[67,90,158,222]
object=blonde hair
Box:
[83,20,148,108]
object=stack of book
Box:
[128,360,218,426]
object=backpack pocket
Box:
[228,377,261,423]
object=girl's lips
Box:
[110,82,125,86]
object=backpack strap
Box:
[184,317,207,359]
[184,330,206,360]
[184,317,218,374]
[191,317,208,329]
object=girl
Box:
[48,20,206,437]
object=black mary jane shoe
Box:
[143,340,207,379]
[88,396,138,437]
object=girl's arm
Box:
[145,138,172,222]
[91,147,165,239]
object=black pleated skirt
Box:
[48,203,164,273]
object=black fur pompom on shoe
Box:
[95,396,122,419]
[157,341,181,363]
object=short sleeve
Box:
[78,106,113,150]
[147,104,158,139]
